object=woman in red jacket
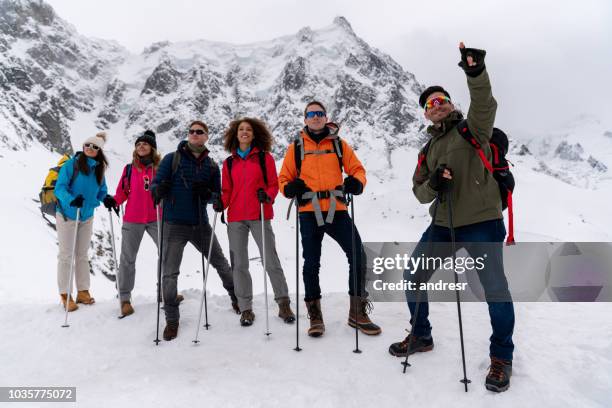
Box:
[217,118,294,326]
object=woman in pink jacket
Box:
[113,130,181,317]
[216,118,294,326]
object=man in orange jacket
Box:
[279,101,381,337]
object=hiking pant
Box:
[162,222,235,323]
[227,220,290,312]
[299,210,367,301]
[404,218,515,361]
[56,215,94,295]
[118,221,158,302]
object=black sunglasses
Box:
[189,129,206,135]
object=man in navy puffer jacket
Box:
[152,120,237,341]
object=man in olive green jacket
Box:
[388,43,515,393]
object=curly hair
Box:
[223,117,273,153]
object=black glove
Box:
[212,197,224,213]
[153,181,171,205]
[284,178,308,199]
[428,165,453,193]
[192,181,212,202]
[70,195,84,208]
[257,188,271,204]
[342,176,363,195]
[458,47,486,77]
[103,195,117,209]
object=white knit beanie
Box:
[83,131,107,149]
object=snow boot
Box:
[60,294,78,312]
[305,299,325,337]
[388,332,434,357]
[277,297,295,323]
[163,321,179,341]
[348,295,381,335]
[176,294,184,303]
[76,290,95,305]
[240,310,255,326]
[486,357,512,392]
[230,293,240,314]
[121,301,134,317]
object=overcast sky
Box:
[46,0,612,135]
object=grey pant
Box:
[228,220,289,311]
[118,221,158,302]
[162,222,235,323]
[56,216,93,294]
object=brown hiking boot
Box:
[60,294,78,312]
[232,301,240,314]
[240,309,255,326]
[76,290,95,305]
[305,299,325,337]
[486,357,512,392]
[121,301,134,317]
[176,294,184,303]
[348,295,381,335]
[163,321,179,341]
[277,297,295,324]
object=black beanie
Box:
[419,86,451,108]
[135,130,156,149]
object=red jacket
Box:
[114,162,158,224]
[221,147,278,222]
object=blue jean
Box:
[299,211,367,301]
[404,219,515,361]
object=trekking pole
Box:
[107,209,122,318]
[62,207,81,328]
[348,193,361,354]
[402,195,440,372]
[154,202,164,345]
[260,203,271,337]
[294,199,302,352]
[193,200,217,343]
[447,192,471,391]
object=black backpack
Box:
[456,120,515,244]
[456,121,515,211]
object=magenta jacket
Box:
[114,162,158,224]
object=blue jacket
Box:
[55,154,108,221]
[152,141,220,225]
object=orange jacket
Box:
[278,124,366,213]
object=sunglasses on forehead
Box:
[83,143,100,150]
[424,96,451,111]
[189,129,206,135]
[305,111,326,119]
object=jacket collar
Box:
[427,110,464,139]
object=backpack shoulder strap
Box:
[69,154,79,187]
[294,136,303,177]
[121,163,132,195]
[331,137,344,175]
[416,139,432,174]
[258,150,268,186]
[171,151,181,176]
[456,120,494,173]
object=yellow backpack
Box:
[39,153,79,219]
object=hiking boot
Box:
[277,297,295,324]
[121,301,134,317]
[240,310,255,326]
[486,357,512,393]
[176,294,184,303]
[305,299,325,337]
[60,294,78,312]
[76,290,95,305]
[348,295,381,335]
[163,321,179,341]
[388,332,434,357]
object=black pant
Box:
[162,222,235,323]
[299,211,367,301]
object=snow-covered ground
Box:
[1,295,611,407]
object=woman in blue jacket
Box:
[55,132,116,311]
